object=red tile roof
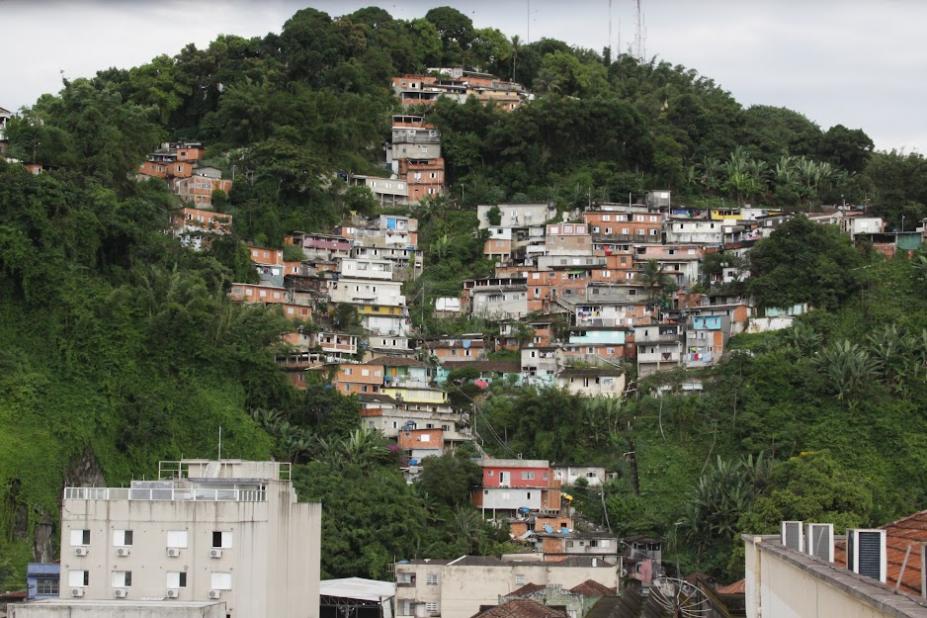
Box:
[508,583,545,597]
[715,579,745,595]
[472,599,567,618]
[833,510,927,598]
[568,580,616,597]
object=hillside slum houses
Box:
[219,190,927,487]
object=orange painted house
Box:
[398,427,444,451]
[333,363,384,395]
[229,283,287,304]
[249,246,284,266]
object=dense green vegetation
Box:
[3,3,927,587]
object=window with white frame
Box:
[166,571,188,588]
[210,572,232,590]
[426,573,439,585]
[68,570,89,588]
[36,578,58,595]
[112,571,132,588]
[212,531,233,549]
[70,529,91,546]
[166,530,188,548]
[113,529,133,546]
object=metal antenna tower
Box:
[526,0,531,44]
[635,0,644,59]
[608,0,613,58]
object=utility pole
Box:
[420,280,426,333]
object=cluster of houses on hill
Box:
[348,68,529,207]
[137,141,233,211]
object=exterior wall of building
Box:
[557,374,625,398]
[339,258,395,280]
[437,563,619,618]
[567,330,626,346]
[280,304,312,322]
[584,211,663,240]
[664,221,725,244]
[482,463,552,489]
[471,289,528,320]
[391,143,441,161]
[334,364,384,395]
[381,387,449,405]
[229,284,287,304]
[367,335,413,352]
[479,488,542,510]
[249,247,284,266]
[398,428,444,451]
[329,279,405,306]
[361,314,410,337]
[363,409,462,439]
[553,468,607,487]
[477,205,555,230]
[314,333,358,355]
[9,601,227,618]
[174,176,233,208]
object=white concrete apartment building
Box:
[394,556,619,618]
[56,460,321,618]
[477,204,557,230]
[329,278,406,307]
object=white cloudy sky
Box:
[2,0,925,152]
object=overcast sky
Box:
[2,0,925,153]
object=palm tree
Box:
[451,508,490,554]
[906,329,927,382]
[815,339,879,408]
[780,322,823,357]
[867,324,906,391]
[640,259,672,304]
[340,427,390,468]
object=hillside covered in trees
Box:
[2,4,927,585]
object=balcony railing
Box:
[64,485,266,502]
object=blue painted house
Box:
[27,562,59,599]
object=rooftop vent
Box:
[847,528,886,583]
[804,523,834,562]
[780,520,804,552]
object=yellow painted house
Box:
[358,304,404,316]
[710,209,744,221]
[381,386,448,404]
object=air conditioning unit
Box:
[116,547,131,557]
[74,547,89,557]
[805,523,834,562]
[209,548,223,559]
[71,588,85,598]
[166,589,179,599]
[114,589,128,599]
[847,528,887,583]
[209,589,222,600]
[780,520,804,552]
[166,547,181,558]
